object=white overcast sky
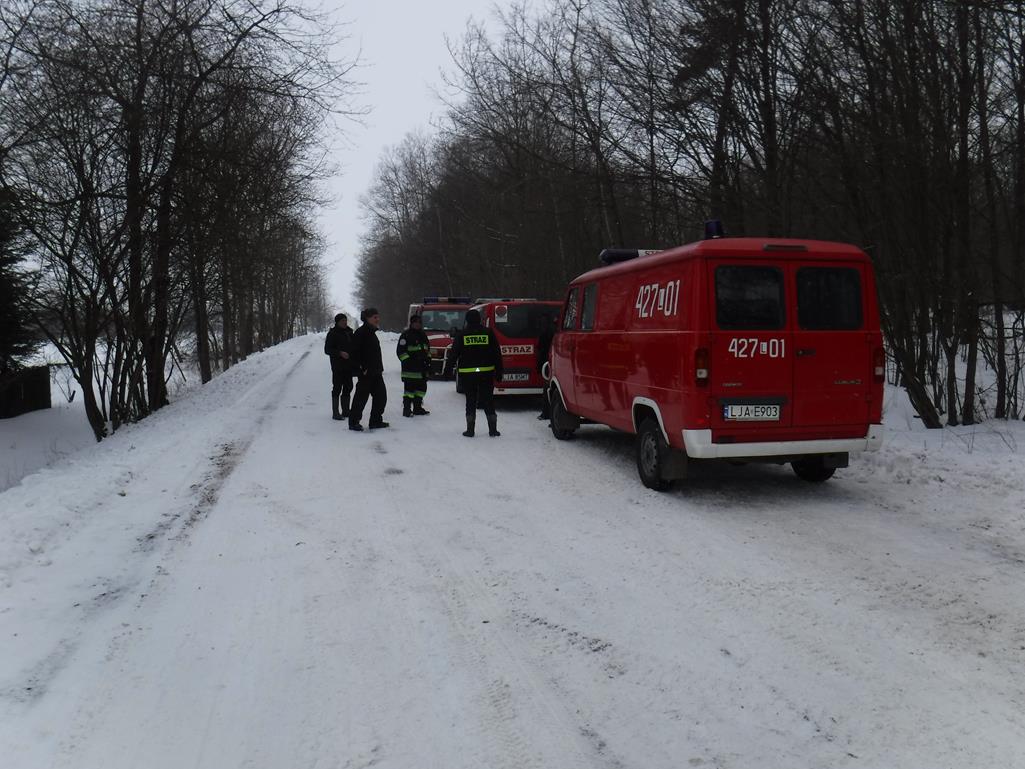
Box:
[317,0,496,313]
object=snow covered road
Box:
[2,334,1024,768]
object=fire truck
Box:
[407,296,472,378]
[546,233,884,489]
[471,299,562,395]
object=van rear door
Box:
[708,262,793,431]
[791,263,871,428]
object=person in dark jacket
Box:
[535,315,557,420]
[396,314,431,417]
[324,313,355,420]
[348,307,389,431]
[448,308,503,437]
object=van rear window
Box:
[715,266,785,330]
[797,267,862,330]
[495,303,561,339]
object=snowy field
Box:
[1,333,1023,768]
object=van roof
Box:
[572,237,870,284]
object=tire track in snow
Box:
[0,346,314,708]
[373,477,610,769]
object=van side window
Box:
[580,284,598,330]
[715,266,785,330]
[797,267,863,330]
[562,287,580,330]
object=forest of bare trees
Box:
[355,0,1025,428]
[0,0,355,440]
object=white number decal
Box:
[635,280,681,318]
[728,337,786,358]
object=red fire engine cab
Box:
[407,297,472,378]
[471,299,562,395]
[546,235,884,490]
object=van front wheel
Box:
[791,457,836,482]
[550,394,576,440]
[636,419,672,491]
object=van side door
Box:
[791,263,871,428]
[708,261,793,430]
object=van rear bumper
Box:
[495,387,543,395]
[682,424,883,459]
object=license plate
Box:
[723,404,780,421]
[504,373,529,382]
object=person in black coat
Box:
[447,308,503,437]
[396,314,431,417]
[324,313,355,420]
[347,307,389,431]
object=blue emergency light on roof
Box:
[422,296,472,304]
[473,297,537,302]
[704,219,725,239]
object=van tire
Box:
[791,458,836,482]
[550,394,576,440]
[636,419,672,491]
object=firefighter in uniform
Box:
[397,314,431,417]
[448,308,503,437]
[324,313,355,420]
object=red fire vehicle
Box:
[407,297,472,378]
[471,299,562,395]
[546,235,884,489]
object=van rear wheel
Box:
[636,419,672,491]
[791,457,836,482]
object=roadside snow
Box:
[1,334,1023,768]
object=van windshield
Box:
[493,304,560,339]
[715,266,785,330]
[420,310,465,331]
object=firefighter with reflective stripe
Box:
[397,315,431,417]
[447,308,503,437]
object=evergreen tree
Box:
[0,190,40,375]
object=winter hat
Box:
[409,314,422,324]
[361,307,379,322]
[334,313,347,322]
[465,309,481,326]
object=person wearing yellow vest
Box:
[447,308,503,437]
[396,315,431,417]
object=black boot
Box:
[462,415,475,437]
[403,400,413,418]
[487,413,500,437]
[412,398,429,415]
[332,393,343,421]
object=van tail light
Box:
[873,347,885,383]
[695,347,710,386]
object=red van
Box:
[407,297,472,378]
[472,299,562,395]
[546,237,884,489]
